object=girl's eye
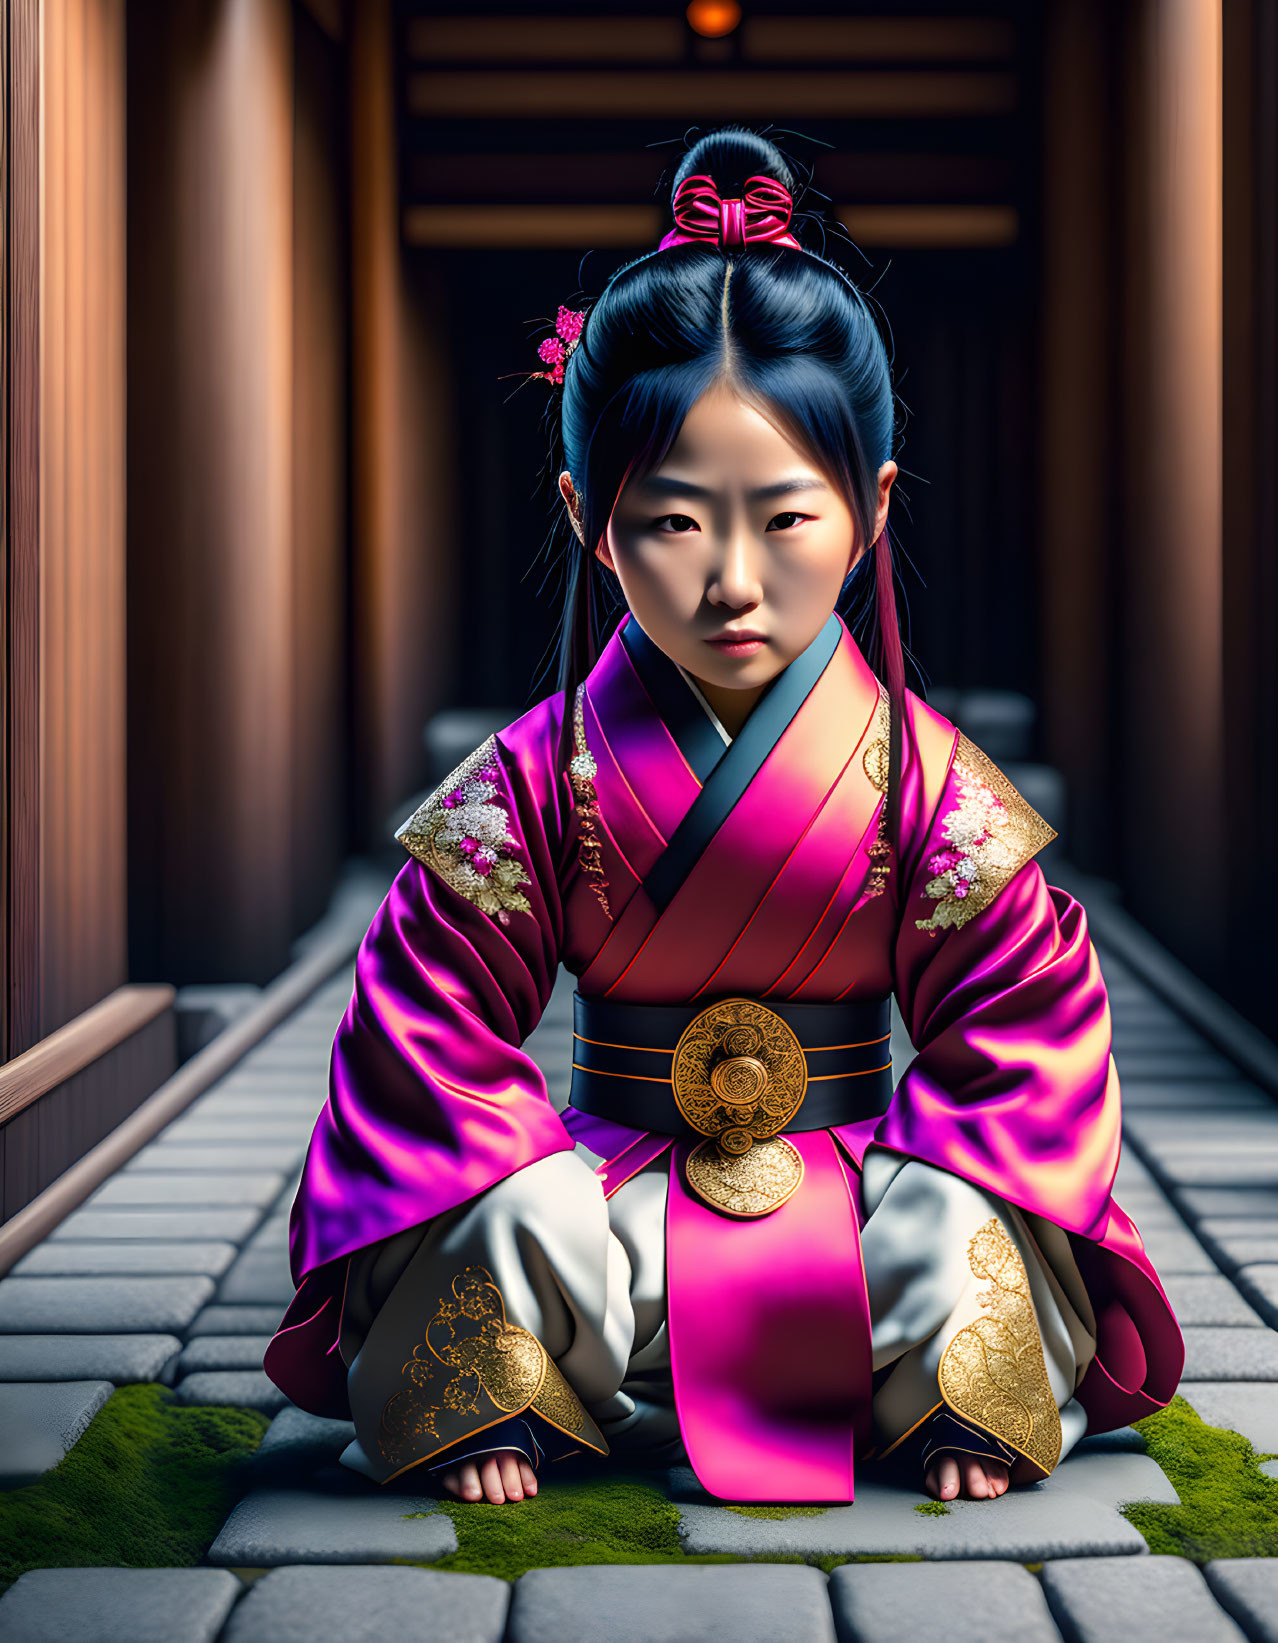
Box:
[654,514,699,534]
[766,512,809,531]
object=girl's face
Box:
[561,382,897,734]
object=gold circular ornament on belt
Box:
[672,998,808,1217]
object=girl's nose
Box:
[708,528,764,611]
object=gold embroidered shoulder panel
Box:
[377,1263,609,1478]
[914,732,1057,934]
[395,736,533,924]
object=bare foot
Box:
[439,1447,539,1504]
[923,1450,1009,1501]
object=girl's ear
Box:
[873,460,899,544]
[558,471,585,546]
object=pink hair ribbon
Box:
[658,173,801,251]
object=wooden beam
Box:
[406,69,1017,120]
[0,985,173,1127]
[403,202,661,247]
[742,16,1015,62]
[838,203,1018,247]
[403,15,1015,65]
[403,202,1017,250]
[406,15,684,62]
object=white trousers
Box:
[338,1139,1097,1486]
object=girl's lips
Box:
[704,635,766,657]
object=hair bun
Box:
[669,128,796,210]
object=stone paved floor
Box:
[2,919,1277,1641]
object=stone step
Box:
[0,1568,242,1643]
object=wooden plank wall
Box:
[40,0,129,1037]
[127,0,352,981]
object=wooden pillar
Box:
[1221,0,1278,1029]
[350,0,453,844]
[3,0,128,1055]
[1038,0,1121,875]
[1119,0,1226,978]
[127,0,296,983]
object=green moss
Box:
[0,1384,268,1596]
[725,1504,829,1520]
[1123,1394,1278,1562]
[913,1499,950,1517]
[404,1470,722,1580]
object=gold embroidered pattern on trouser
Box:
[377,1264,606,1473]
[937,1218,1063,1478]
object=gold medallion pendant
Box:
[672,998,808,1218]
[685,1133,805,1218]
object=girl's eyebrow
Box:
[637,475,830,501]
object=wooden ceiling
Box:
[397,3,1035,250]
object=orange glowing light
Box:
[686,1,742,40]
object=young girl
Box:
[265,129,1183,1510]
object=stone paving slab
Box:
[669,1455,1160,1560]
[0,1333,180,1383]
[1072,1427,1147,1454]
[172,1369,289,1411]
[1236,1265,1278,1328]
[47,1206,264,1242]
[0,1567,243,1643]
[508,1564,836,1643]
[1177,1382,1278,1450]
[188,1303,286,1336]
[156,1116,318,1143]
[207,1487,456,1565]
[1126,1226,1218,1274]
[0,1380,113,1487]
[828,1560,1061,1643]
[217,1247,294,1305]
[124,1141,306,1173]
[1144,1155,1278,1188]
[1040,1555,1246,1643]
[1178,1188,1278,1218]
[1205,1236,1278,1270]
[88,1171,286,1207]
[1121,1081,1271,1109]
[11,1240,239,1278]
[175,1333,272,1374]
[1178,1326,1278,1379]
[0,1275,215,1334]
[219,1565,511,1643]
[254,1406,356,1468]
[1205,1559,1278,1643]
[1158,1274,1264,1326]
[194,1083,326,1108]
[1113,1052,1240,1081]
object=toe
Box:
[963,1458,989,1499]
[499,1451,524,1501]
[479,1455,505,1504]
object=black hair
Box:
[553,127,909,865]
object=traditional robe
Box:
[264,613,1183,1501]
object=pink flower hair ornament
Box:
[530,305,587,387]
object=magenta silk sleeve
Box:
[875,756,1121,1244]
[286,721,577,1289]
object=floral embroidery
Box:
[377,1263,603,1474]
[395,737,532,924]
[569,685,612,920]
[914,733,1057,934]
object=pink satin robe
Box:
[264,614,1183,1500]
